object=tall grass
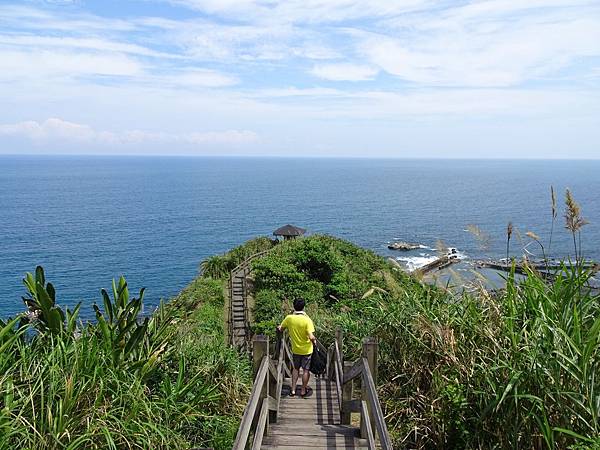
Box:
[250,233,600,449]
[0,263,251,449]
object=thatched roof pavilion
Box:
[273,224,306,240]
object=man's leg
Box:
[291,367,299,395]
[301,369,310,396]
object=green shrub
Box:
[252,257,305,292]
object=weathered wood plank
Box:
[360,400,376,450]
[342,357,364,384]
[262,435,368,446]
[261,446,369,450]
[272,416,339,425]
[278,404,339,412]
[362,358,393,450]
[268,424,359,437]
[251,398,269,450]
[232,356,269,449]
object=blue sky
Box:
[0,0,599,158]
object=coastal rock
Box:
[388,241,421,251]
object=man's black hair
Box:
[293,298,305,311]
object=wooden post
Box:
[335,329,352,425]
[253,335,269,436]
[326,346,333,380]
[334,328,343,385]
[253,335,269,379]
[226,277,232,346]
[362,337,378,434]
[335,328,343,357]
[341,361,353,425]
[268,341,278,424]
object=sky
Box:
[0,0,599,158]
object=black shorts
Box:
[292,353,312,370]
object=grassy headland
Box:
[1,227,598,449]
[248,235,599,449]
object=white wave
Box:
[396,248,468,271]
[447,248,468,261]
[395,255,439,271]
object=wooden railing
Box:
[232,332,292,449]
[327,329,393,450]
[227,249,273,347]
[233,329,393,450]
[229,249,273,276]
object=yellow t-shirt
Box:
[281,312,315,355]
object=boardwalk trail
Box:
[262,375,368,449]
[229,264,248,349]
[228,250,270,350]
[228,252,393,449]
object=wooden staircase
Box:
[261,376,369,449]
[233,331,393,450]
[228,250,271,350]
[230,269,247,348]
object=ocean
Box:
[1,156,599,318]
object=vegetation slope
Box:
[1,190,598,449]
[248,234,599,449]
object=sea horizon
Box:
[2,154,600,161]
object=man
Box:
[277,298,316,398]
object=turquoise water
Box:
[1,156,599,318]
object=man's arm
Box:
[308,319,316,344]
[277,316,288,332]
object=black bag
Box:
[310,346,327,375]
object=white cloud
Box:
[310,63,378,81]
[0,1,598,157]
[161,69,239,87]
[0,118,259,148]
[0,34,175,58]
[0,49,142,80]
[360,1,600,87]
[168,0,432,23]
[0,118,101,142]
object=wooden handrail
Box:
[251,398,269,450]
[360,399,376,450]
[230,249,273,276]
[233,331,293,450]
[236,330,392,450]
[228,248,273,347]
[361,357,393,449]
[233,355,269,449]
[343,357,364,384]
[325,332,393,450]
[333,341,344,411]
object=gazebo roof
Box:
[273,224,306,237]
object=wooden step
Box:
[261,434,367,447]
[268,424,359,437]
[274,414,340,425]
[261,446,368,450]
